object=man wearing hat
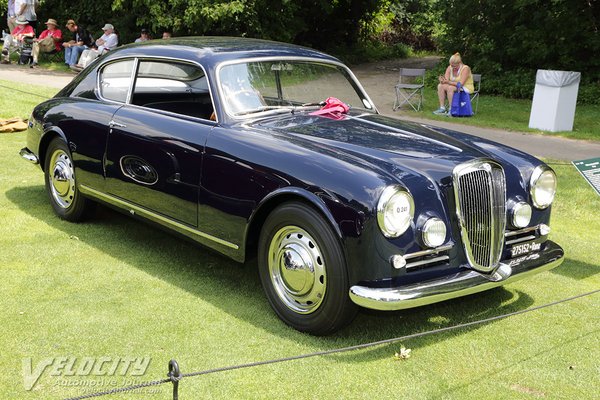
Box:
[72,23,118,71]
[30,18,63,67]
[63,19,93,67]
[1,16,34,64]
[95,23,118,53]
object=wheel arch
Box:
[39,127,68,172]
[244,188,344,261]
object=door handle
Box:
[109,120,127,129]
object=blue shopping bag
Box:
[450,82,473,117]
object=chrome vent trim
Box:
[453,159,506,272]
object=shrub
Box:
[330,40,410,65]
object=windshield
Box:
[218,60,373,117]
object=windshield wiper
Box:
[234,106,294,116]
[300,101,326,107]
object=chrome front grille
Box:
[453,160,506,272]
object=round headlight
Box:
[377,186,414,238]
[511,201,532,228]
[530,166,557,209]
[422,217,447,248]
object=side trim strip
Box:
[79,184,239,250]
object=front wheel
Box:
[44,137,95,221]
[258,202,357,335]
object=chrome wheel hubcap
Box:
[49,150,75,209]
[268,226,326,314]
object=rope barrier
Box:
[63,288,599,400]
[0,83,52,99]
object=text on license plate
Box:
[510,241,542,258]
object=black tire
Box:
[258,202,357,335]
[44,137,95,221]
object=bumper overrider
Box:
[20,147,39,165]
[349,240,564,311]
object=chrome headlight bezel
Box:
[421,217,447,248]
[530,166,557,209]
[377,186,414,238]
[510,201,532,228]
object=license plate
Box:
[509,239,542,258]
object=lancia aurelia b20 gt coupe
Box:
[20,37,564,335]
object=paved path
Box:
[2,60,599,161]
[0,63,73,88]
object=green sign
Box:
[572,157,600,197]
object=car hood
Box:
[252,112,493,184]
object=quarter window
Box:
[99,60,135,103]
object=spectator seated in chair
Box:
[30,18,62,68]
[433,52,475,116]
[1,16,34,64]
[62,19,94,68]
[71,23,118,72]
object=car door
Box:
[103,58,215,227]
[58,60,131,192]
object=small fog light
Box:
[539,224,551,236]
[512,202,532,228]
[391,255,407,270]
[422,217,446,248]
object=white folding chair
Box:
[470,74,481,114]
[393,68,426,112]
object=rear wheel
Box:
[258,202,357,335]
[44,137,95,221]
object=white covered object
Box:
[529,69,581,132]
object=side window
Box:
[99,59,135,103]
[131,60,214,120]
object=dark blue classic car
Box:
[21,37,564,335]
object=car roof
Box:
[103,36,341,67]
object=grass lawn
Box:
[0,82,598,399]
[400,87,600,142]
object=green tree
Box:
[36,0,383,49]
[436,0,600,99]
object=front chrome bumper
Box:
[20,147,39,165]
[349,240,564,311]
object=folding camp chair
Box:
[41,48,64,63]
[470,74,481,114]
[17,36,34,65]
[393,68,426,112]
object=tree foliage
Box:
[435,0,600,100]
[374,0,441,51]
[33,0,381,48]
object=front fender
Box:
[249,186,344,240]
